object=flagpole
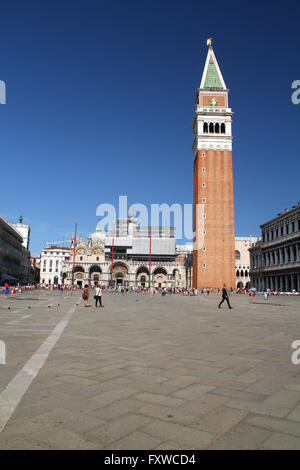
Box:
[110,223,115,286]
[149,222,152,288]
[72,218,77,285]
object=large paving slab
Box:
[0,289,299,449]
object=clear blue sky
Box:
[1,0,300,256]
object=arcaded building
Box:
[235,237,259,289]
[60,217,187,288]
[249,203,300,292]
[0,215,33,285]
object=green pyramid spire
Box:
[203,55,223,89]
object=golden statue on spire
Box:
[206,38,212,47]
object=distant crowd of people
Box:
[0,283,37,296]
[1,282,298,301]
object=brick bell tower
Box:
[193,39,236,289]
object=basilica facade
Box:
[61,217,188,288]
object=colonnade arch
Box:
[111,262,129,286]
[72,266,85,287]
[89,265,102,286]
[152,267,168,288]
[136,266,150,287]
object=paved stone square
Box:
[0,289,299,450]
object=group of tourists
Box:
[81,284,104,308]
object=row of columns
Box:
[253,273,300,292]
[255,244,300,268]
[263,220,299,242]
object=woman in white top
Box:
[95,285,103,307]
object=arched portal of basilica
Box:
[111,262,129,287]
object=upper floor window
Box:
[235,250,241,260]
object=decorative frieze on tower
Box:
[193,41,236,289]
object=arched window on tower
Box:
[221,123,226,134]
[209,122,214,133]
[215,123,220,134]
[203,122,208,133]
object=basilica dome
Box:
[91,225,105,243]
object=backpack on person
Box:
[82,288,89,300]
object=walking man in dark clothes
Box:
[218,284,233,309]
